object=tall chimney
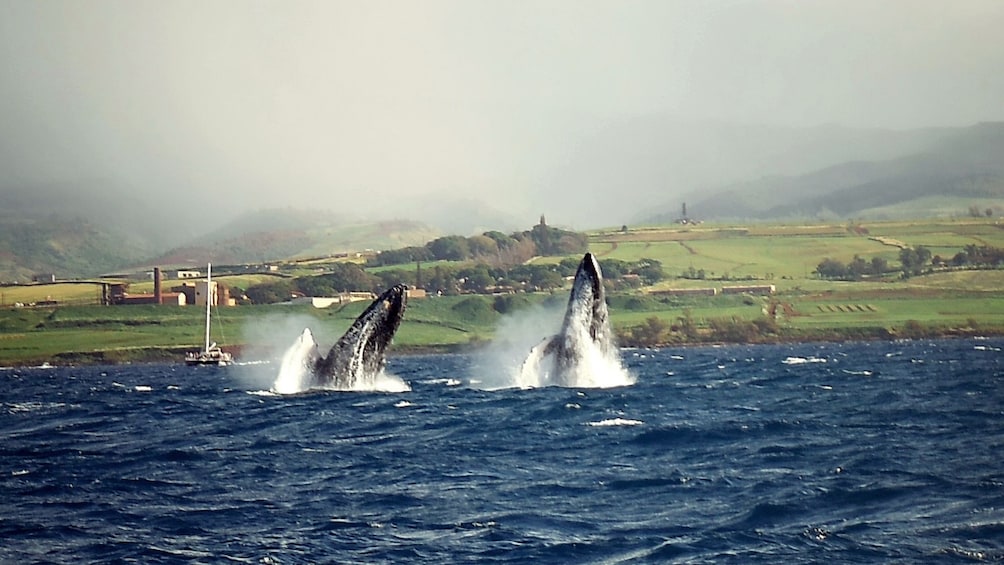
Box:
[154,267,162,305]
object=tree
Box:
[374,268,414,290]
[244,279,296,304]
[458,264,494,293]
[870,256,889,274]
[466,235,498,258]
[677,309,698,339]
[427,236,471,261]
[815,258,847,279]
[899,246,931,276]
[306,264,379,293]
[529,266,563,291]
[847,255,869,279]
[630,316,670,346]
[425,265,458,295]
[370,245,433,266]
[558,257,583,277]
[632,258,664,285]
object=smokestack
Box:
[154,267,162,305]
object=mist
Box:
[2,1,1003,231]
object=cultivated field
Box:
[1,218,1002,365]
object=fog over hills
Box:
[546,119,952,227]
[2,2,1003,279]
[1,120,1003,281]
[642,122,1004,223]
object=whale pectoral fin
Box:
[528,335,559,358]
[518,335,559,383]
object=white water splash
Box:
[271,328,320,394]
[473,302,634,390]
[782,356,827,365]
[587,418,644,427]
[271,328,409,394]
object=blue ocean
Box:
[3,338,1003,563]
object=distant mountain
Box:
[4,120,1002,279]
[375,194,527,235]
[140,209,441,268]
[640,122,1004,223]
[0,215,154,282]
[0,198,440,279]
[0,183,173,281]
[543,118,951,228]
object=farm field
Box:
[1,218,1002,365]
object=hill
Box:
[545,118,950,227]
[0,197,441,280]
[642,122,1004,223]
[0,214,155,283]
[145,210,441,267]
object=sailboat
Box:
[185,263,234,366]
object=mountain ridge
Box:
[640,121,1004,223]
[2,120,1002,280]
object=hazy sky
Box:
[2,1,1002,228]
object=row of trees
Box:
[945,244,1004,268]
[816,242,1004,281]
[368,223,589,268]
[243,257,665,304]
[624,311,779,346]
[815,246,935,279]
[814,255,892,280]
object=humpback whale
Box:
[273,284,408,393]
[311,283,408,389]
[520,252,624,387]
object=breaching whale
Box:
[312,283,408,389]
[275,284,408,392]
[520,252,620,387]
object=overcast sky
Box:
[2,1,1002,227]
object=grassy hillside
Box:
[644,122,1004,223]
[0,216,155,283]
[2,218,1003,366]
[0,201,442,281]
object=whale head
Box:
[311,284,408,389]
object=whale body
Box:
[520,252,617,386]
[307,284,408,389]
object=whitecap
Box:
[587,418,644,427]
[782,356,827,365]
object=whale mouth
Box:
[564,252,608,342]
[311,284,408,388]
[514,252,631,388]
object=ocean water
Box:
[2,338,1003,563]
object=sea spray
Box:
[273,328,320,394]
[235,313,321,390]
[471,302,563,390]
[473,302,635,390]
[271,327,410,394]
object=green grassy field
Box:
[1,218,1002,365]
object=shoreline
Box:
[5,328,999,368]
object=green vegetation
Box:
[2,218,1003,366]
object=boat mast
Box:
[204,263,212,354]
